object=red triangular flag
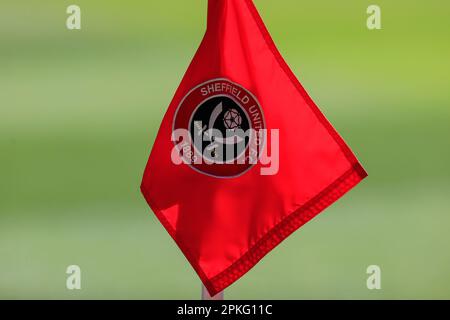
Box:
[141,0,367,296]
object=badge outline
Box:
[172,78,266,179]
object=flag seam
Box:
[206,164,367,295]
[141,163,367,296]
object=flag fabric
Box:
[141,0,367,296]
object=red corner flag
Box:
[141,0,367,296]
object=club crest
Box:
[172,78,266,178]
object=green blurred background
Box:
[1,0,449,299]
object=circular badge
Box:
[173,78,266,178]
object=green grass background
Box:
[1,0,449,299]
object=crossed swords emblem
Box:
[194,102,245,157]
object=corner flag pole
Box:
[202,285,224,300]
